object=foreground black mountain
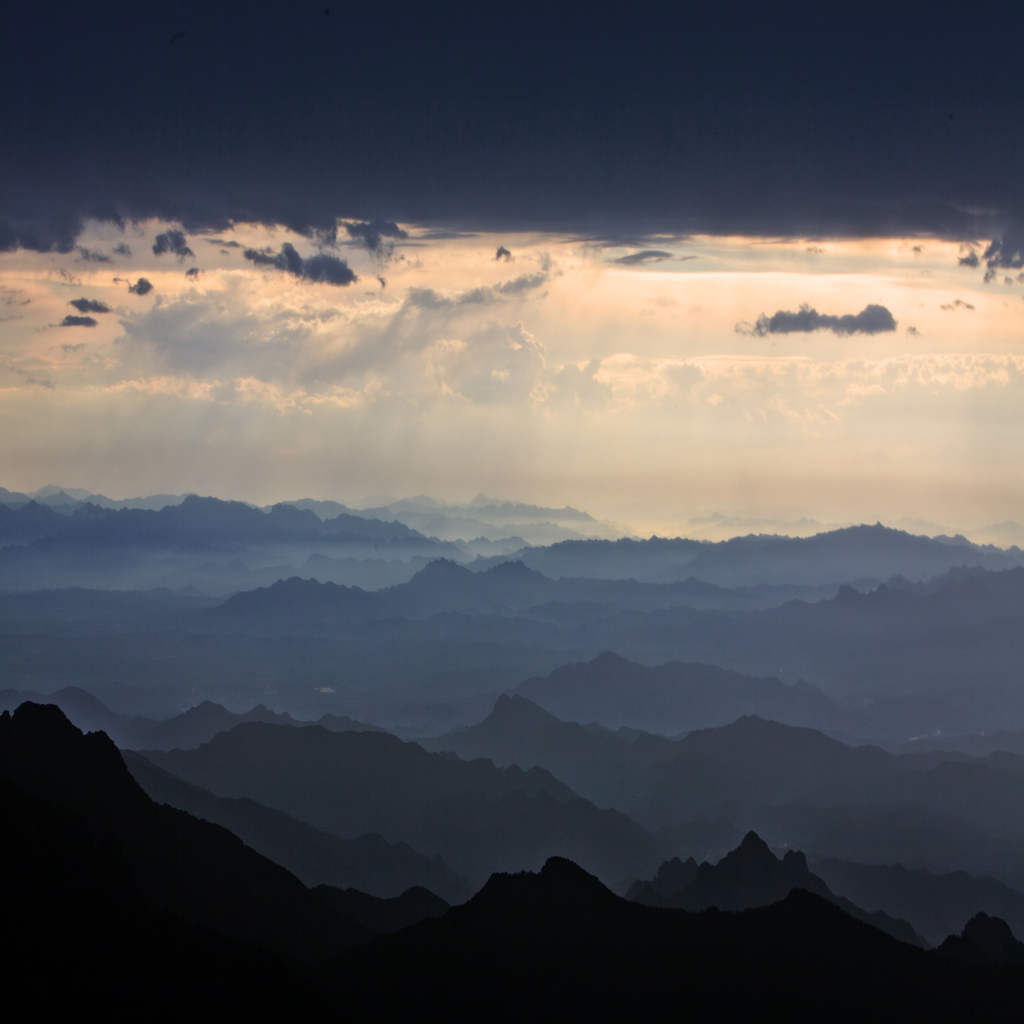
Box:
[0,703,446,960]
[333,858,1024,1018]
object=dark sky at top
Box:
[2,1,1022,249]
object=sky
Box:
[1,4,1022,535]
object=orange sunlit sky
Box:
[2,218,1022,537]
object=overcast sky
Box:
[1,4,1022,534]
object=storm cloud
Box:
[738,303,898,336]
[243,243,356,285]
[153,230,195,261]
[1,12,1020,250]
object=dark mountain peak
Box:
[720,830,779,871]
[1,701,146,814]
[483,559,547,582]
[962,912,1018,952]
[738,829,773,854]
[782,849,809,874]
[540,855,610,891]
[488,693,560,728]
[941,912,1024,965]
[472,857,616,912]
[7,699,83,741]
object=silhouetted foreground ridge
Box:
[6,702,1024,1020]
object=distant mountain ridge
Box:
[471,523,1023,585]
[0,685,383,750]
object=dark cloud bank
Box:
[738,303,897,336]
[0,7,1020,250]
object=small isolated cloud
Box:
[61,342,86,353]
[153,229,195,261]
[737,303,897,336]
[128,277,154,295]
[344,220,408,260]
[185,267,201,280]
[906,325,920,336]
[940,299,975,311]
[958,245,980,268]
[495,245,512,262]
[77,246,110,262]
[912,245,924,254]
[805,246,825,255]
[204,237,241,249]
[244,242,356,286]
[614,249,674,265]
[113,242,132,257]
[60,314,98,327]
[69,298,110,314]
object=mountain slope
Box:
[140,721,662,886]
[125,749,466,901]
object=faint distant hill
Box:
[214,558,828,627]
[125,749,465,901]
[812,856,1024,948]
[140,721,662,887]
[514,651,844,734]
[0,685,382,750]
[627,830,921,946]
[0,499,68,541]
[471,523,1023,585]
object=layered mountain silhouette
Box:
[0,684,382,749]
[139,720,662,886]
[514,650,842,732]
[813,857,1024,947]
[0,703,448,961]
[7,700,1024,1019]
[471,524,1022,584]
[627,831,921,945]
[125,749,466,900]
